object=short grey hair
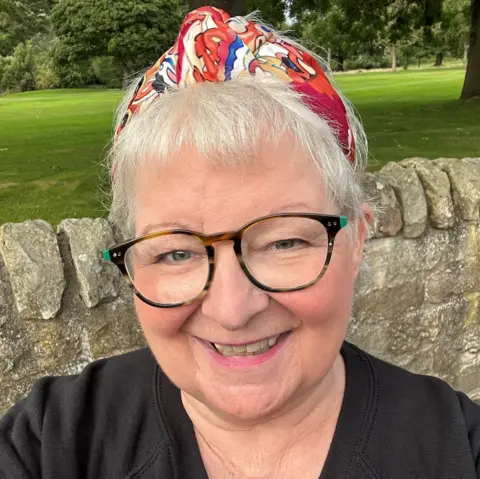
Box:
[107,33,368,239]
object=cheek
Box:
[273,248,356,329]
[134,297,200,389]
[134,297,198,338]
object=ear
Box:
[352,202,373,279]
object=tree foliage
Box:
[295,0,472,70]
[0,0,53,56]
[247,0,286,24]
[51,0,186,75]
[188,0,247,16]
[1,0,477,98]
[1,40,36,92]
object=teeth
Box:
[214,334,280,357]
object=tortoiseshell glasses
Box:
[104,213,347,308]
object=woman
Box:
[1,7,479,478]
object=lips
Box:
[208,331,291,357]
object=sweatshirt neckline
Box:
[320,342,377,478]
[154,341,377,478]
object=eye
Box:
[158,250,193,263]
[272,239,306,250]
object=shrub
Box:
[91,56,123,88]
[34,36,60,90]
[0,56,11,88]
[345,54,391,71]
[51,39,96,88]
[1,41,36,93]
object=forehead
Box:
[135,137,330,235]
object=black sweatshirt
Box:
[1,342,479,478]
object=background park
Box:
[0,0,479,226]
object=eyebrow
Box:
[139,221,199,237]
[268,202,313,214]
[139,202,316,237]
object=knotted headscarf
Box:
[116,6,355,163]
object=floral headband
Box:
[116,6,355,163]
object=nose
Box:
[200,241,270,331]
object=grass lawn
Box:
[335,68,479,170]
[0,89,120,225]
[0,67,478,225]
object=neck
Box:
[182,353,346,478]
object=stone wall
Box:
[1,157,480,416]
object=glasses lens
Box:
[125,233,209,305]
[242,216,330,290]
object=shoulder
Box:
[34,347,158,420]
[345,342,480,477]
[0,348,176,479]
[359,343,476,412]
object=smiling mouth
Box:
[209,332,291,357]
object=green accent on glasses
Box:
[104,213,348,308]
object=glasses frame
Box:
[104,213,348,308]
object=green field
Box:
[336,68,479,170]
[0,68,478,225]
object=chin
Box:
[199,381,294,423]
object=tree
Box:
[420,0,470,66]
[0,40,36,92]
[442,0,471,58]
[51,0,186,75]
[383,0,425,70]
[292,0,479,98]
[0,0,53,56]
[296,1,385,70]
[299,6,358,70]
[293,0,441,71]
[188,0,284,24]
[461,0,480,98]
[187,0,247,16]
[247,0,286,25]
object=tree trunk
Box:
[461,0,480,99]
[434,52,443,66]
[391,44,397,71]
[123,65,131,89]
[327,48,332,70]
[188,0,247,16]
[337,53,345,72]
[464,42,469,66]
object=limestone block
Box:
[87,300,146,360]
[434,157,459,169]
[0,220,65,319]
[0,262,11,326]
[0,315,90,415]
[378,162,427,238]
[441,221,479,265]
[401,157,454,229]
[360,228,451,298]
[350,301,441,377]
[350,297,467,382]
[425,261,480,304]
[468,388,480,404]
[435,157,480,221]
[354,275,425,321]
[58,218,122,308]
[361,173,402,238]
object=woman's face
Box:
[134,138,367,423]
